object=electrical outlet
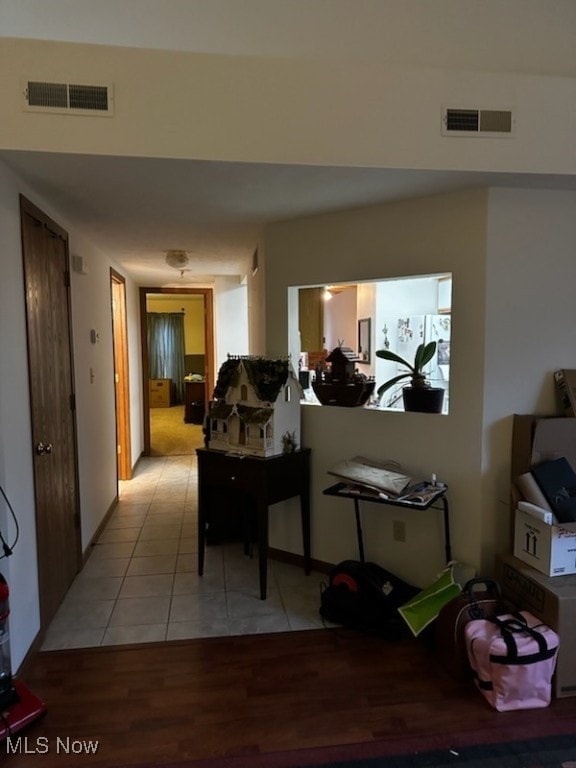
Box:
[393,520,406,543]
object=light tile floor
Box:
[42,455,329,650]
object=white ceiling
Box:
[4,149,576,286]
[3,0,575,76]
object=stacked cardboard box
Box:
[497,553,576,698]
[505,414,576,697]
[511,415,576,576]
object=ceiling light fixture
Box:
[165,250,190,270]
[323,284,354,301]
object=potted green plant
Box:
[375,341,445,413]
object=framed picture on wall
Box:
[358,318,371,364]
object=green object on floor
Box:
[398,564,461,636]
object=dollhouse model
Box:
[312,345,375,407]
[208,356,302,457]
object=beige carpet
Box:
[149,404,205,456]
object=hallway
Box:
[42,454,328,650]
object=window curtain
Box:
[147,312,186,404]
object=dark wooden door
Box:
[20,196,81,628]
[298,287,324,352]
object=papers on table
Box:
[328,456,445,506]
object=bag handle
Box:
[494,616,548,659]
[462,578,502,619]
[463,578,502,599]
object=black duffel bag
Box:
[320,559,419,638]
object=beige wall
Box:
[265,189,487,586]
[481,187,576,569]
[248,246,266,355]
[2,0,574,77]
[1,38,576,177]
[0,159,142,668]
[265,186,576,585]
[146,295,205,354]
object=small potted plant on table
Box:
[375,341,444,413]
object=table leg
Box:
[300,493,311,575]
[197,482,206,576]
[257,500,268,600]
[353,498,365,564]
[442,496,452,563]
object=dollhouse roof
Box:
[212,356,292,402]
[212,358,241,399]
[209,401,234,419]
[237,405,274,425]
[326,346,359,364]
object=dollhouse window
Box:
[284,385,291,402]
[240,384,248,400]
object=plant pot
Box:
[312,380,375,407]
[402,386,445,413]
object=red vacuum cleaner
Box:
[0,574,46,741]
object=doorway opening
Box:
[139,287,215,456]
[110,269,132,481]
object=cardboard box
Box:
[554,370,576,416]
[149,378,171,407]
[514,507,576,576]
[497,553,576,698]
[510,414,576,541]
[511,415,576,482]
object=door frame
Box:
[139,287,214,456]
[110,269,132,481]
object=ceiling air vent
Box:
[23,81,114,116]
[442,107,513,137]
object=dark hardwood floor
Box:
[4,628,576,767]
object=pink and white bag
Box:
[464,611,559,711]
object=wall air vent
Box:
[442,107,513,137]
[23,81,114,116]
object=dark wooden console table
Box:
[196,448,311,599]
[323,482,451,565]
